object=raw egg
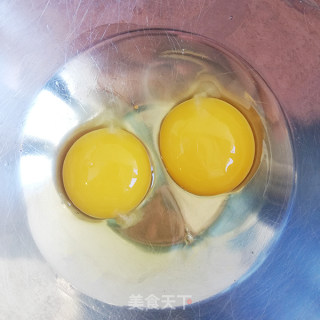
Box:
[159,97,255,196]
[62,128,152,219]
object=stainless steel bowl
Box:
[19,28,295,309]
[1,14,319,320]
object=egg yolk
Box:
[62,128,152,219]
[159,97,255,196]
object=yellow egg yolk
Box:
[159,97,255,196]
[62,128,152,219]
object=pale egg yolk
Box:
[159,97,255,196]
[62,128,152,219]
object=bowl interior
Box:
[20,28,294,307]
